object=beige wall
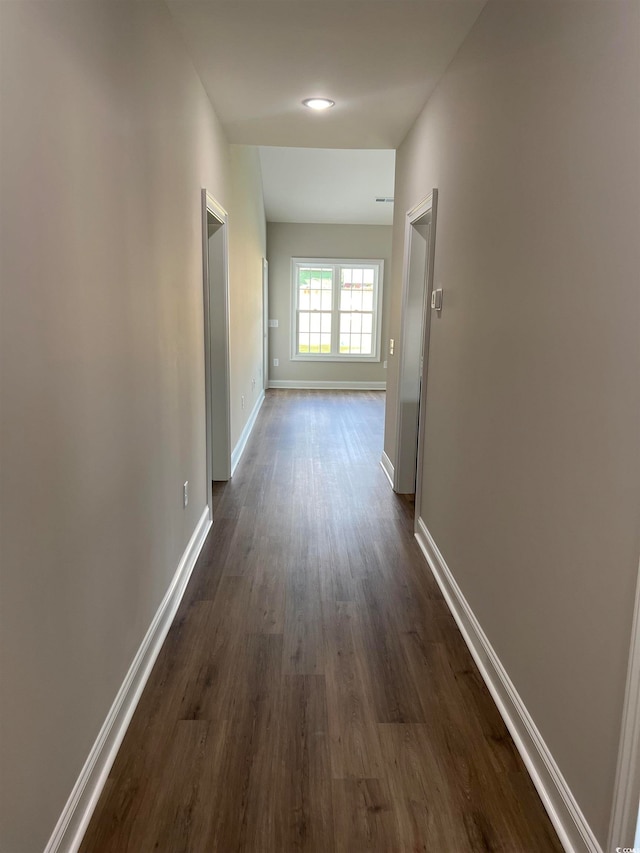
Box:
[0,3,264,850]
[385,1,640,844]
[228,146,267,445]
[266,222,392,385]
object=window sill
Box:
[291,354,381,363]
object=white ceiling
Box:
[259,147,396,225]
[166,1,485,223]
[165,1,486,149]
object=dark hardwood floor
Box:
[81,390,563,852]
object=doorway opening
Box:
[608,554,640,850]
[394,191,438,501]
[202,190,231,521]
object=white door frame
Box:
[609,553,640,849]
[394,189,438,496]
[201,189,231,506]
[413,193,438,525]
[262,258,269,392]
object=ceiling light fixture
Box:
[302,97,335,111]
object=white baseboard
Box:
[230,390,265,477]
[268,379,386,390]
[414,517,602,853]
[44,507,212,853]
[380,450,395,489]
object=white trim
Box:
[395,191,438,496]
[262,258,269,392]
[44,507,212,853]
[204,192,227,222]
[609,555,640,850]
[201,192,215,518]
[268,380,386,390]
[380,450,395,489]
[413,194,438,521]
[230,390,265,476]
[203,190,232,482]
[414,516,602,853]
[290,355,383,363]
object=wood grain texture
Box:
[81,390,563,852]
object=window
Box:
[291,258,384,361]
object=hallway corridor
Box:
[81,390,562,852]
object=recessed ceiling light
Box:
[302,98,335,111]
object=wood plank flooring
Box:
[81,390,563,852]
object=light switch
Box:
[268,319,279,328]
[431,288,443,312]
[389,338,395,355]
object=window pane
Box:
[363,269,374,286]
[321,313,331,334]
[340,314,351,334]
[298,332,310,353]
[321,290,332,310]
[299,312,310,333]
[340,288,352,311]
[310,289,322,310]
[362,313,373,334]
[310,313,320,333]
[298,267,311,287]
[362,291,373,311]
[320,334,331,352]
[361,333,372,354]
[351,268,363,286]
[351,314,362,334]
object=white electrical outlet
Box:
[383,360,388,369]
[268,319,279,328]
[183,481,188,508]
[273,358,279,367]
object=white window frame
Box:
[290,257,384,362]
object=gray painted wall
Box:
[266,222,392,385]
[229,145,267,442]
[0,4,265,850]
[384,1,640,844]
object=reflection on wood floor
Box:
[81,390,563,852]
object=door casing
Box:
[262,258,269,391]
[202,190,231,511]
[608,553,640,849]
[394,190,438,502]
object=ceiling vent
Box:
[375,197,394,203]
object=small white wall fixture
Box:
[394,190,438,496]
[202,190,232,488]
[608,553,640,851]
